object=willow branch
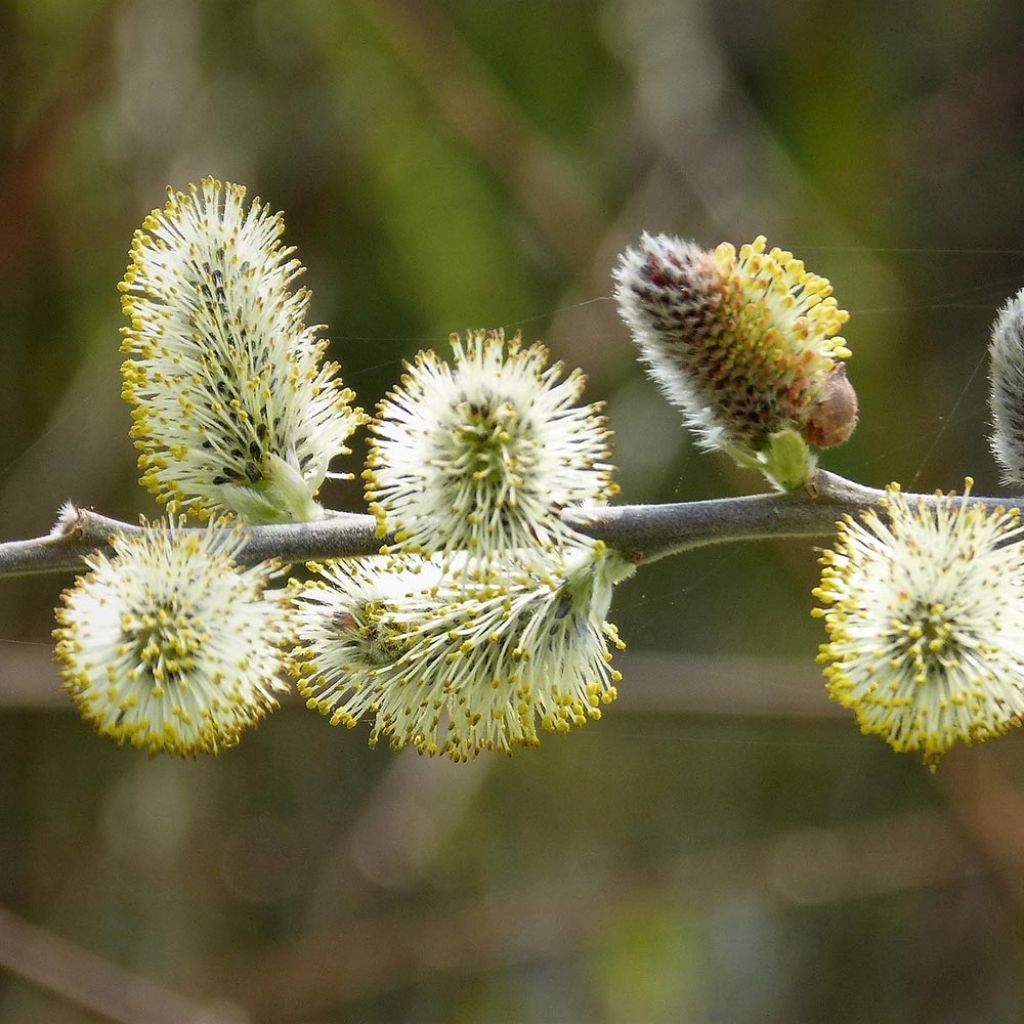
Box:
[562,470,891,562]
[0,472,1013,579]
[0,506,383,578]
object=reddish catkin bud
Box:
[614,234,856,489]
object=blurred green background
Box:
[3,1,1024,1021]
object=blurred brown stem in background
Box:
[0,3,119,280]
[211,808,980,1018]
[0,903,235,1024]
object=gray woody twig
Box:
[0,471,1009,579]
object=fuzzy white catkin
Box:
[120,178,365,523]
[365,329,617,555]
[989,289,1024,486]
[814,482,1024,767]
[54,515,288,755]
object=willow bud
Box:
[614,234,856,489]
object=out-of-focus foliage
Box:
[3,2,1024,1022]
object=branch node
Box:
[51,502,84,539]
